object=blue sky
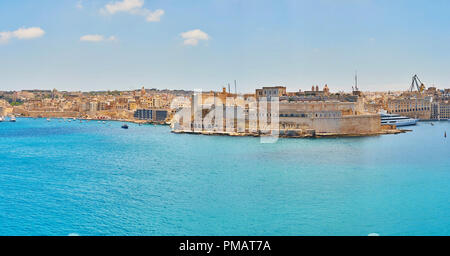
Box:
[1,0,450,92]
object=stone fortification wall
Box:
[279,114,381,134]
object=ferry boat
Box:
[380,112,418,127]
[0,116,16,122]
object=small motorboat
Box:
[10,116,16,122]
[121,124,129,129]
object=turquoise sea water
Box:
[0,118,449,236]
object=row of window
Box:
[134,109,168,121]
[393,107,430,112]
[279,112,340,118]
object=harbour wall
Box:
[279,114,381,134]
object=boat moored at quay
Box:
[380,113,418,127]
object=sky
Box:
[1,0,450,93]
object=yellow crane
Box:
[409,74,426,93]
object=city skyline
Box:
[1,0,450,92]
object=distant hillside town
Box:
[0,87,193,124]
[1,77,449,137]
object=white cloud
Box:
[76,1,83,9]
[180,29,210,46]
[80,34,104,42]
[80,34,117,42]
[183,38,199,46]
[145,9,164,22]
[103,0,144,14]
[13,27,45,39]
[0,27,45,44]
[0,32,13,44]
[101,0,164,22]
[108,36,117,41]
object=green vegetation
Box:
[109,90,121,96]
[0,95,24,106]
[10,101,23,106]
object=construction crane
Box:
[409,74,426,93]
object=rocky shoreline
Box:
[171,128,410,138]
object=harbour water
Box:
[0,118,449,236]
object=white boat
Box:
[380,112,418,127]
[0,116,5,122]
[9,116,16,122]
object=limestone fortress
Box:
[171,86,397,138]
